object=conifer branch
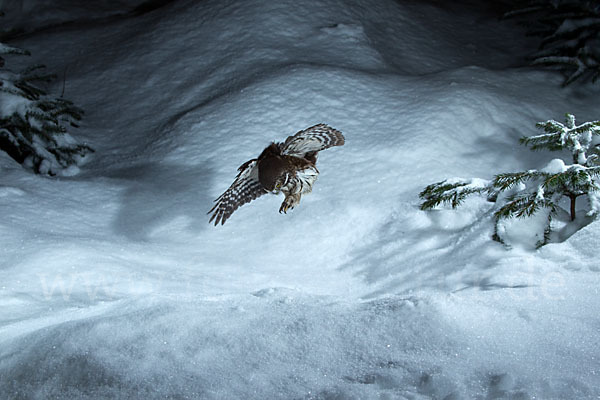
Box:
[504,1,600,85]
[419,179,490,210]
[494,193,555,220]
[0,40,93,175]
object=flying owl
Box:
[208,124,345,225]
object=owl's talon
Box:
[280,195,300,214]
[279,202,290,214]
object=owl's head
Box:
[271,173,291,194]
[258,155,289,193]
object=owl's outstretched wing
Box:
[208,159,267,225]
[280,124,345,158]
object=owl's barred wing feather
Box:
[280,124,345,157]
[208,159,267,225]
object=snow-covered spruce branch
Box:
[492,171,545,191]
[0,42,30,58]
[419,178,491,210]
[419,114,600,247]
[533,53,599,85]
[504,0,600,85]
[522,113,600,164]
[0,41,93,175]
[494,192,557,220]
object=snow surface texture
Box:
[1,0,600,398]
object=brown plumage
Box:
[208,124,345,225]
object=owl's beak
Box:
[271,185,282,194]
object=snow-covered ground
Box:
[1,0,599,398]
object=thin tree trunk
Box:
[569,194,577,221]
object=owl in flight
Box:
[208,124,345,225]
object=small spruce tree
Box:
[0,40,93,175]
[420,114,600,247]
